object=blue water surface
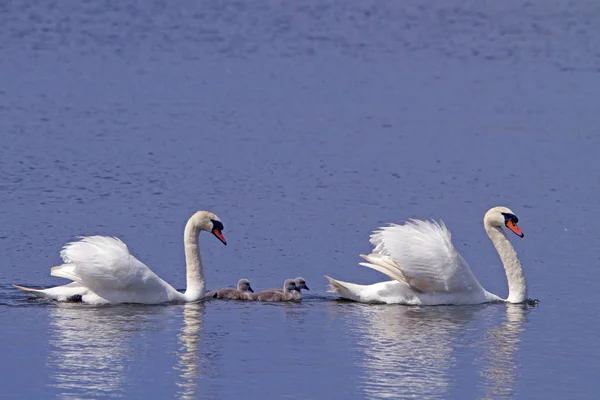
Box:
[1,1,599,399]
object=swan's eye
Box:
[501,212,518,224]
[211,219,224,231]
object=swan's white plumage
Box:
[49,236,181,304]
[12,282,88,301]
[364,220,484,294]
[326,206,525,305]
[14,210,226,305]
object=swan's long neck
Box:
[183,220,205,301]
[484,222,527,303]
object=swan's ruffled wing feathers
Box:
[50,264,81,283]
[52,236,169,294]
[358,254,410,286]
[364,219,483,294]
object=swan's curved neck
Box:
[183,220,205,301]
[484,221,527,303]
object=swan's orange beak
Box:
[212,229,227,245]
[505,220,524,238]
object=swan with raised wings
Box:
[325,206,528,305]
[14,211,227,304]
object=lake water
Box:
[1,1,599,398]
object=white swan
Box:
[325,206,527,305]
[14,211,227,305]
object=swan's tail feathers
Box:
[324,275,364,302]
[12,285,51,298]
[325,275,344,293]
[50,264,83,284]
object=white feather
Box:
[325,206,528,305]
[13,210,226,304]
[366,220,484,294]
[47,236,180,304]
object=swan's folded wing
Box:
[51,236,168,294]
[363,219,484,294]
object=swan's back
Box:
[52,236,179,303]
[364,219,483,294]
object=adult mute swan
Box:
[325,206,527,305]
[14,211,227,305]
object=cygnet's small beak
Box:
[248,286,254,293]
[211,228,227,245]
[303,284,310,290]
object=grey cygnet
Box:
[252,279,300,302]
[206,278,254,300]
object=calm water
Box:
[1,1,600,399]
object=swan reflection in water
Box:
[174,301,206,400]
[47,303,173,399]
[477,304,529,399]
[332,302,529,399]
[342,304,477,398]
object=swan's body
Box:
[253,279,300,302]
[14,211,227,305]
[269,277,309,300]
[325,206,527,305]
[206,278,254,300]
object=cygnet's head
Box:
[237,278,254,293]
[484,206,524,238]
[283,279,298,293]
[189,211,227,245]
[294,277,309,291]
